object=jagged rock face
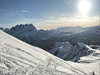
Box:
[5,24,38,43]
[7,24,37,36]
[50,42,93,62]
[49,42,73,58]
[0,27,4,31]
[63,43,93,62]
[11,24,37,32]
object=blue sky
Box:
[0,0,99,29]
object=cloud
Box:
[1,12,99,30]
[0,24,2,27]
[33,14,99,30]
[21,10,29,13]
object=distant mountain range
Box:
[1,24,99,51]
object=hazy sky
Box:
[0,0,99,29]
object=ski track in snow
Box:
[0,30,100,75]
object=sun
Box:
[78,0,91,15]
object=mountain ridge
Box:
[0,24,100,51]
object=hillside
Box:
[0,31,100,75]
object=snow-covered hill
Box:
[0,30,100,75]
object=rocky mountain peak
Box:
[10,24,37,32]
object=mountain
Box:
[49,42,99,62]
[0,30,100,75]
[6,24,37,37]
[66,25,100,45]
[51,26,84,32]
[1,24,100,51]
[42,25,100,51]
[0,27,4,31]
[63,42,96,62]
[3,24,75,51]
[49,42,73,58]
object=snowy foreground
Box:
[0,30,100,75]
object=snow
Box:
[51,26,84,33]
[49,42,73,58]
[2,25,99,53]
[0,30,100,75]
[50,42,97,62]
[6,24,37,38]
[67,25,100,45]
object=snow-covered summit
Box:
[7,24,37,36]
[11,24,37,32]
[0,27,4,31]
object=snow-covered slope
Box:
[0,31,100,75]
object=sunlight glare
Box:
[78,0,91,15]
